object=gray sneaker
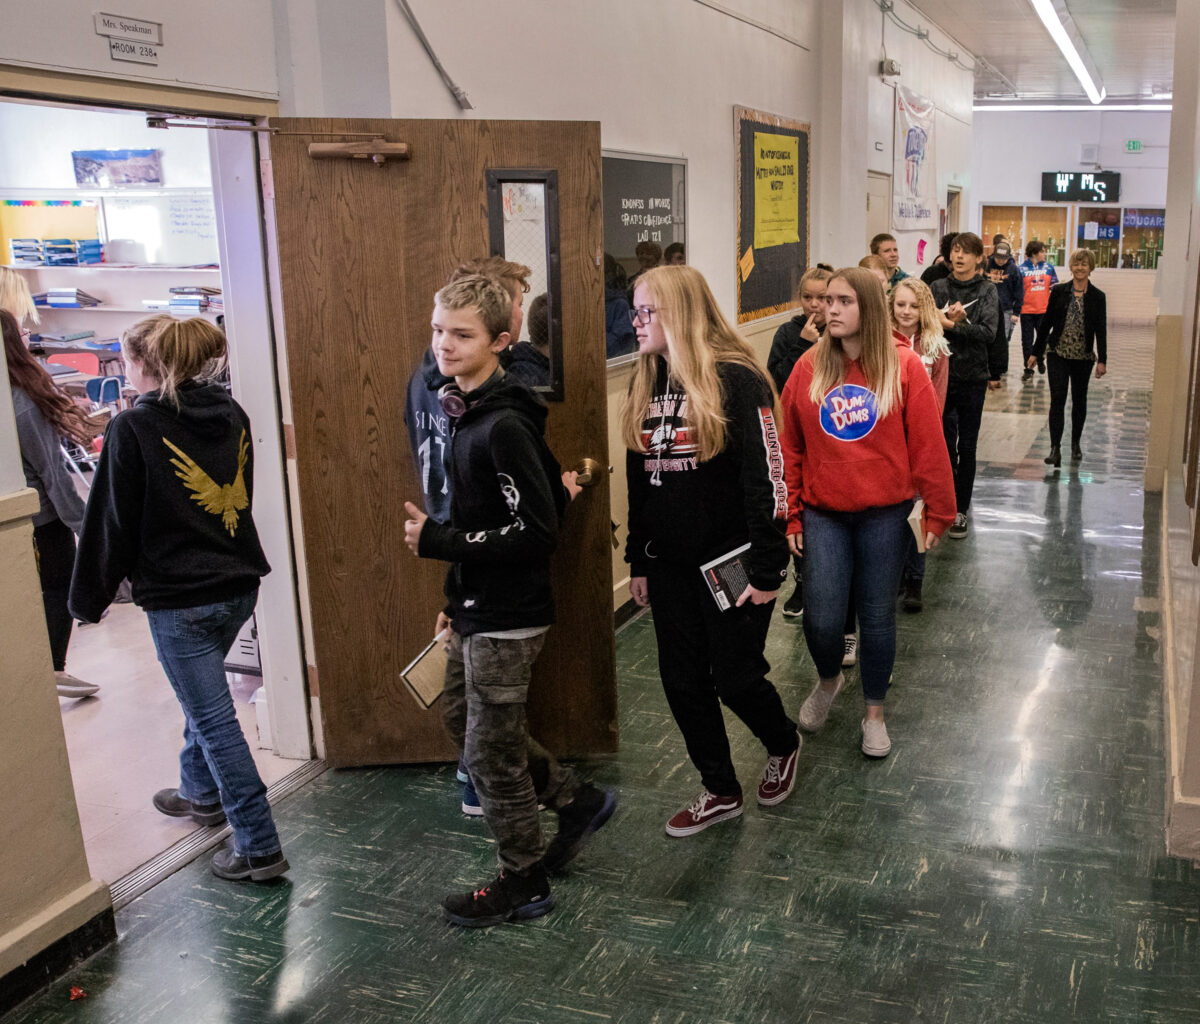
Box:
[948,513,969,540]
[798,674,844,731]
[861,718,892,757]
[54,671,99,699]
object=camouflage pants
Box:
[443,629,579,873]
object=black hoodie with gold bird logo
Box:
[69,380,270,622]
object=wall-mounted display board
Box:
[1041,171,1121,204]
[735,106,810,324]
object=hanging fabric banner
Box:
[892,86,937,231]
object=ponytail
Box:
[123,315,227,409]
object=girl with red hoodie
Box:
[780,268,955,757]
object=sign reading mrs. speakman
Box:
[892,86,937,232]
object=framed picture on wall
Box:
[735,106,810,323]
[601,150,687,364]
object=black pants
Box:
[1047,352,1093,448]
[942,380,988,514]
[648,562,798,797]
[33,518,76,672]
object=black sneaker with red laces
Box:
[441,865,554,928]
[542,783,617,875]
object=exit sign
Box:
[1126,139,1143,153]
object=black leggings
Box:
[33,518,77,672]
[1047,353,1093,448]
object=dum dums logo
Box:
[819,385,879,441]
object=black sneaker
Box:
[542,784,617,875]
[781,585,804,619]
[442,866,553,927]
[948,513,969,540]
[1021,368,1034,381]
[901,577,923,613]
[152,787,226,827]
[210,839,290,881]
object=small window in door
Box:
[485,169,563,399]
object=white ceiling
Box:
[907,0,1175,104]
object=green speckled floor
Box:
[10,329,1200,1023]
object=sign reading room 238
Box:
[1041,171,1121,204]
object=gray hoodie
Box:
[11,386,85,533]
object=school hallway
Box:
[7,323,1198,1023]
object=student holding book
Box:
[889,278,950,613]
[780,268,955,757]
[623,266,799,837]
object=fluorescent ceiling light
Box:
[1029,0,1106,104]
[974,103,1171,112]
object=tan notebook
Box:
[401,629,449,709]
[908,499,927,553]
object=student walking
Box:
[404,274,614,928]
[767,264,833,618]
[889,279,949,613]
[623,266,799,837]
[1018,240,1059,379]
[1028,248,1108,466]
[780,268,955,757]
[69,316,288,882]
[3,310,100,698]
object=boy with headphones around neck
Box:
[404,274,615,928]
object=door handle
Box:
[573,458,606,487]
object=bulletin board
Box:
[735,106,810,324]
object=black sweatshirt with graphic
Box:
[69,381,270,621]
[625,358,788,591]
[417,372,566,637]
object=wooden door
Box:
[266,118,615,766]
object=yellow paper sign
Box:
[739,246,755,281]
[753,131,800,250]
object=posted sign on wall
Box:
[1040,171,1121,204]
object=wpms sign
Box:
[1041,171,1121,204]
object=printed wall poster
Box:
[892,87,936,231]
[71,149,163,188]
[752,132,800,250]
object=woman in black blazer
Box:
[1027,248,1107,466]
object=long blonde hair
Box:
[889,278,949,361]
[0,267,39,326]
[122,315,227,409]
[621,266,773,461]
[807,267,902,419]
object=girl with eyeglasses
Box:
[780,268,955,758]
[622,266,800,838]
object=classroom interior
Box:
[3,0,1200,1018]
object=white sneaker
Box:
[798,674,844,731]
[861,717,892,757]
[842,634,857,667]
[55,671,99,699]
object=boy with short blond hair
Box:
[404,274,614,928]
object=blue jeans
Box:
[146,590,281,858]
[802,503,912,703]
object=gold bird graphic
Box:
[163,430,249,537]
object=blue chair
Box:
[85,376,125,406]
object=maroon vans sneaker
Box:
[757,735,802,806]
[665,790,744,837]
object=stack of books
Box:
[41,239,103,266]
[35,329,97,346]
[10,239,43,265]
[168,285,222,315]
[44,287,101,308]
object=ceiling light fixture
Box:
[973,103,1170,113]
[1028,0,1106,104]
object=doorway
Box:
[946,186,962,233]
[0,97,312,887]
[866,172,891,250]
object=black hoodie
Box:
[418,371,566,636]
[69,381,270,622]
[625,359,788,591]
[929,273,1004,385]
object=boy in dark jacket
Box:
[403,274,614,928]
[930,232,1002,540]
[985,240,1023,348]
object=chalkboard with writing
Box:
[602,153,686,279]
[736,107,810,323]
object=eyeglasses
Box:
[629,305,657,326]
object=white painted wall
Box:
[0,101,211,191]
[970,110,1171,210]
[0,0,277,99]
